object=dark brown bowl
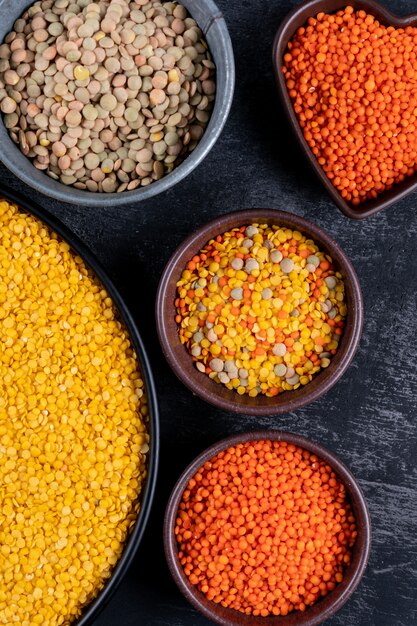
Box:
[156,209,363,416]
[272,0,417,219]
[164,430,371,626]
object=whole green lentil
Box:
[0,0,216,192]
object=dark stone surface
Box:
[1,0,417,624]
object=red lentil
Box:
[282,6,417,204]
[175,440,357,617]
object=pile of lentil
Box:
[0,0,215,192]
[282,6,417,204]
[176,439,357,617]
[175,223,346,397]
[0,198,149,625]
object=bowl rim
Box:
[155,208,363,416]
[0,183,160,626]
[164,429,372,626]
[272,0,417,219]
[0,0,235,207]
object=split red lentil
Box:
[175,440,357,617]
[0,199,149,625]
[282,6,417,204]
[175,223,346,397]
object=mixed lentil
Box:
[0,198,149,625]
[175,223,346,397]
[176,439,357,617]
[0,0,215,192]
[283,6,417,204]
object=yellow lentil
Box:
[175,224,347,397]
[0,200,149,625]
[73,65,90,81]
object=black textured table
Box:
[1,0,417,624]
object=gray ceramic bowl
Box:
[0,0,234,206]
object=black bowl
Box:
[0,184,159,626]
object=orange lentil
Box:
[175,440,356,617]
[282,6,417,204]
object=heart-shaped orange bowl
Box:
[273,0,417,219]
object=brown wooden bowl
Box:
[156,209,363,416]
[272,0,417,219]
[164,430,372,626]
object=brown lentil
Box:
[175,224,346,397]
[0,198,149,625]
[0,0,216,193]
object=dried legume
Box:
[283,6,417,204]
[175,223,346,397]
[0,0,215,193]
[176,439,357,617]
[0,198,149,625]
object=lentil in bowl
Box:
[0,185,159,626]
[156,209,363,416]
[174,221,347,398]
[164,430,371,626]
[273,0,417,219]
[0,0,234,206]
